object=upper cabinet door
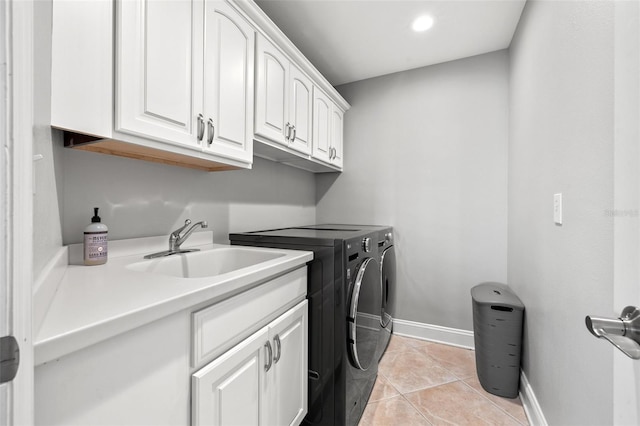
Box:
[202,1,254,163]
[255,35,289,146]
[312,87,332,163]
[288,66,313,156]
[116,0,199,148]
[331,106,344,169]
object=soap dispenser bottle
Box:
[84,207,108,265]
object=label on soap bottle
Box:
[84,232,108,263]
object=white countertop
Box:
[34,233,313,366]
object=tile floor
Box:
[359,335,529,426]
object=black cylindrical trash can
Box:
[471,282,524,398]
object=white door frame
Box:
[1,0,34,424]
[613,0,640,424]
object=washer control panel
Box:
[362,237,372,253]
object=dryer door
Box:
[380,245,396,328]
[348,257,382,371]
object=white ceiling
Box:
[255,0,527,86]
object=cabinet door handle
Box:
[285,122,291,141]
[264,341,273,372]
[196,114,204,142]
[291,126,296,142]
[273,335,281,364]
[207,118,214,146]
[330,147,335,160]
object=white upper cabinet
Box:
[254,30,345,172]
[51,0,348,172]
[312,87,343,168]
[256,35,313,156]
[312,87,332,163]
[117,0,253,164]
[117,0,198,148]
[330,105,344,169]
[202,1,254,163]
[288,66,313,155]
[255,35,289,145]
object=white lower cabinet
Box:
[35,312,193,425]
[34,268,308,426]
[191,326,267,426]
[192,300,308,426]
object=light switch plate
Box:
[554,193,562,225]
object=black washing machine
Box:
[304,225,396,362]
[376,227,395,361]
[229,226,382,426]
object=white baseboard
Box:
[392,318,475,349]
[519,370,548,426]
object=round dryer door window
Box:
[348,257,382,371]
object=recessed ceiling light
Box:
[412,15,434,32]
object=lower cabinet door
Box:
[192,300,308,426]
[268,300,308,426]
[192,326,269,426]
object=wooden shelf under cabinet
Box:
[63,131,240,172]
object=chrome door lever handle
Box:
[586,306,640,359]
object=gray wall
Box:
[508,1,614,424]
[60,151,316,245]
[317,50,509,331]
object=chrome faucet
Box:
[144,219,209,259]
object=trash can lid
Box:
[471,282,524,309]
